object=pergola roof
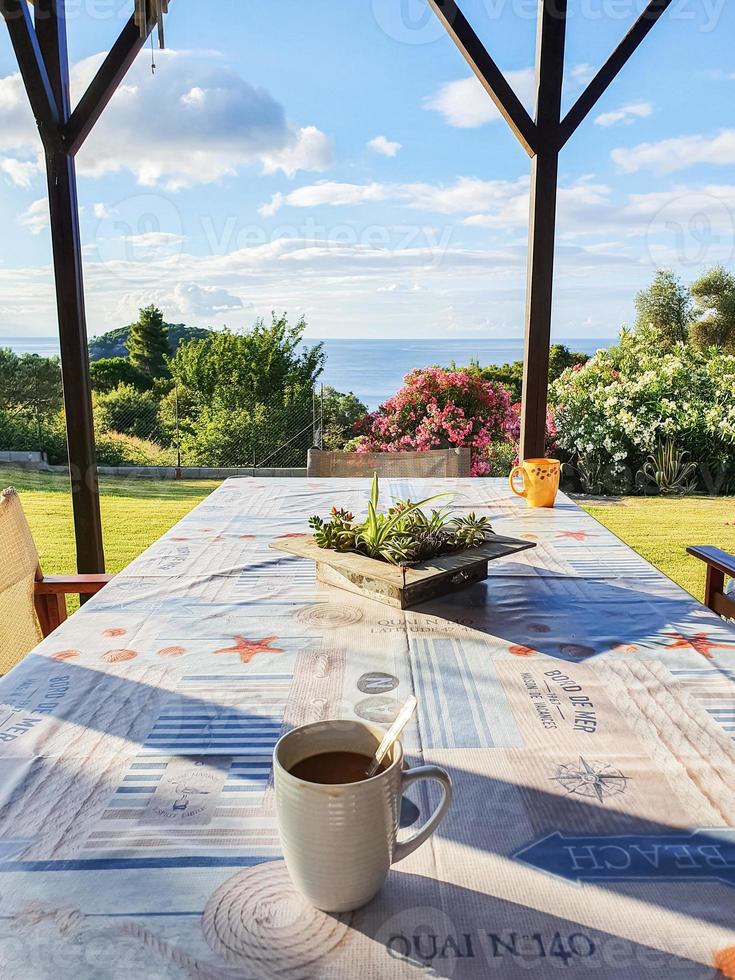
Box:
[1,0,674,573]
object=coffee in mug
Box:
[274,719,452,912]
[289,750,386,784]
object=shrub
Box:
[94,432,175,467]
[94,384,163,443]
[471,344,589,402]
[477,440,518,477]
[90,357,151,393]
[0,409,67,463]
[321,387,368,450]
[354,367,515,476]
[551,341,735,494]
[181,405,266,466]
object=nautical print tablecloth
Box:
[1,478,735,979]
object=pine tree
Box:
[127,305,171,378]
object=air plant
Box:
[308,474,496,566]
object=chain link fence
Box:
[0,356,325,471]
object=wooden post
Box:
[1,0,169,571]
[36,0,105,573]
[44,146,105,572]
[519,0,566,461]
[428,0,671,462]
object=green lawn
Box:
[0,466,220,583]
[581,496,735,602]
[2,465,733,604]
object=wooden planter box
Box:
[270,534,536,609]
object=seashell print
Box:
[157,646,186,658]
[295,603,363,629]
[508,644,537,657]
[527,622,551,634]
[52,649,80,662]
[102,649,138,663]
[560,643,594,659]
[103,627,127,638]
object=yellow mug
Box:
[509,458,560,508]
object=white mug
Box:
[273,719,452,912]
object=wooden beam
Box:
[0,0,59,144]
[33,0,69,114]
[33,0,106,574]
[65,13,152,156]
[519,0,567,460]
[426,0,537,156]
[559,0,673,148]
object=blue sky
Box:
[0,0,733,341]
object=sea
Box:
[3,336,611,409]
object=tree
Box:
[548,344,590,381]
[0,349,63,415]
[320,386,368,449]
[690,266,735,353]
[169,313,324,413]
[459,344,588,403]
[634,269,693,348]
[89,357,150,393]
[127,305,171,379]
[168,313,325,466]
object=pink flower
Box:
[352,367,518,474]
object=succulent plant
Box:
[637,439,698,496]
[309,475,495,566]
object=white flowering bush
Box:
[551,340,735,494]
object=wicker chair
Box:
[307,447,472,479]
[0,487,112,674]
[687,546,735,619]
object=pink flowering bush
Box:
[506,402,558,448]
[353,367,515,476]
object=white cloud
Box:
[124,231,187,250]
[93,202,113,220]
[424,63,598,130]
[258,192,284,218]
[595,101,653,128]
[612,129,735,174]
[423,70,534,128]
[0,50,333,190]
[259,181,386,215]
[368,135,402,158]
[18,198,49,235]
[172,282,245,318]
[258,125,333,179]
[566,63,595,88]
[399,176,528,215]
[0,156,40,187]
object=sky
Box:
[0,0,733,342]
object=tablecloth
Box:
[1,477,734,978]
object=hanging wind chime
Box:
[134,0,169,60]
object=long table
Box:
[1,478,734,978]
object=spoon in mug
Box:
[366,695,418,778]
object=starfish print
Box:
[214,635,284,664]
[557,530,597,541]
[665,632,734,660]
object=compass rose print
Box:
[551,757,628,804]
